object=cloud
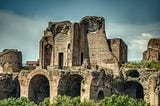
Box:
[0,11,47,63]
[106,22,160,61]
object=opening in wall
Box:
[81,53,84,65]
[59,52,63,69]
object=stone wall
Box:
[38,16,128,76]
[121,68,160,105]
[0,74,20,100]
[109,38,128,64]
[80,16,119,75]
[0,49,22,72]
[143,38,160,61]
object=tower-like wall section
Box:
[80,16,119,75]
[110,38,127,64]
[0,49,22,72]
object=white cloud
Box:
[0,11,48,63]
[106,22,160,61]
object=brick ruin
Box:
[39,16,127,75]
[0,49,22,73]
[143,38,160,61]
[0,16,160,105]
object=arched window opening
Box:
[58,74,83,97]
[125,81,144,99]
[97,90,104,100]
[28,74,50,104]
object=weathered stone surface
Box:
[143,38,160,61]
[2,16,160,106]
[39,16,127,76]
[0,49,22,72]
[0,74,20,100]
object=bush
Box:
[53,95,80,106]
[39,97,50,106]
[99,94,150,106]
[0,97,36,106]
[0,95,149,106]
[78,99,95,106]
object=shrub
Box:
[0,97,36,106]
[99,94,150,106]
[53,95,80,106]
[39,97,50,106]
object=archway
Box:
[126,70,139,78]
[97,90,104,100]
[44,44,52,68]
[28,74,50,104]
[125,81,144,99]
[58,74,83,97]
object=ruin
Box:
[0,49,22,73]
[143,38,160,61]
[0,16,160,105]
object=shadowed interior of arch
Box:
[28,74,50,104]
[97,90,104,100]
[58,74,83,97]
[125,81,144,99]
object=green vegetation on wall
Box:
[121,61,160,69]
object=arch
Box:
[28,74,50,104]
[126,70,139,78]
[27,69,51,82]
[44,44,52,68]
[97,90,104,100]
[125,81,144,99]
[58,74,83,97]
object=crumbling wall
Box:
[110,38,127,64]
[0,74,20,100]
[0,49,22,72]
[143,38,160,61]
[80,16,119,75]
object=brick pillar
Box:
[81,75,93,101]
[18,76,29,98]
[149,77,159,106]
[50,76,60,104]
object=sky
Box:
[0,0,160,63]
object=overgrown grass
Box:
[121,61,160,69]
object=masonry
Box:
[0,16,160,106]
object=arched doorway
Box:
[58,74,83,97]
[125,81,144,99]
[28,74,50,104]
[97,90,104,100]
[44,44,52,68]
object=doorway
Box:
[59,52,63,69]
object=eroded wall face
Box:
[0,74,20,100]
[39,16,123,74]
[143,39,160,61]
[110,39,127,64]
[80,16,119,75]
[0,50,22,72]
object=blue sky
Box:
[0,0,160,63]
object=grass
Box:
[121,60,160,69]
